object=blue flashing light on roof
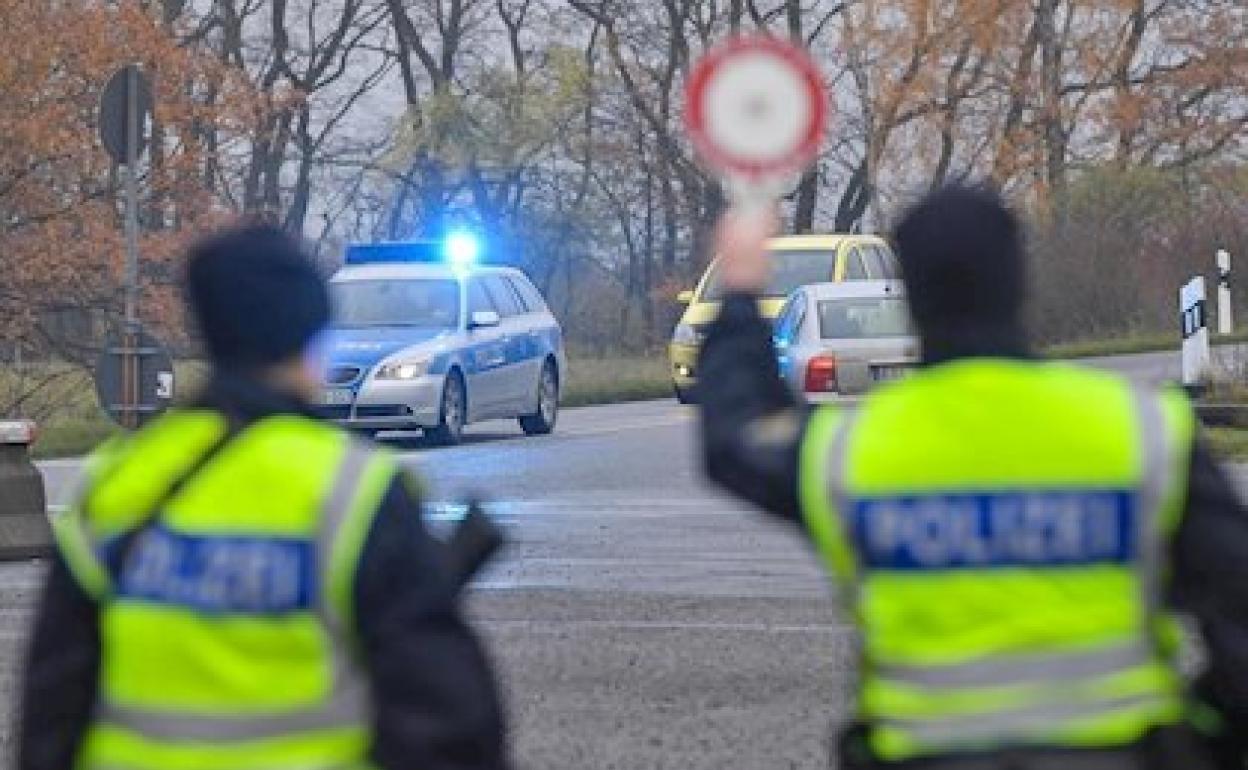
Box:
[344,241,442,266]
[444,230,482,267]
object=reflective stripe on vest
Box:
[879,691,1175,748]
[52,413,398,770]
[801,363,1191,760]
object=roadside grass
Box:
[8,357,671,459]
[1205,428,1248,461]
[35,416,119,460]
[562,355,672,407]
[3,362,205,460]
[1043,330,1248,360]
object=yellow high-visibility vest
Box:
[799,359,1193,761]
[53,409,399,770]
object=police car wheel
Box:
[674,384,696,405]
[428,371,466,446]
[520,362,558,436]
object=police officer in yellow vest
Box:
[20,226,510,770]
[698,186,1248,769]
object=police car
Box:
[318,234,566,445]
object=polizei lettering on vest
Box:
[851,490,1135,569]
[116,526,316,613]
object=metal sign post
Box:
[1181,276,1211,392]
[99,65,153,429]
[95,324,176,427]
[1217,249,1233,335]
[123,66,141,430]
[683,35,829,210]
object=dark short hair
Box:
[185,224,330,368]
[891,184,1025,335]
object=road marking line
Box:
[481,618,847,634]
[557,414,692,439]
[422,499,748,519]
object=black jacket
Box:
[19,372,509,770]
[699,292,1248,752]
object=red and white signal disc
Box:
[684,35,829,184]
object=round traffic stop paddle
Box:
[684,35,830,208]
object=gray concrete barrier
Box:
[0,421,52,559]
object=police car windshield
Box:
[331,279,460,329]
[818,297,912,339]
[703,250,837,300]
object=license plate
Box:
[320,388,354,406]
[871,365,910,382]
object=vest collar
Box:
[193,369,317,424]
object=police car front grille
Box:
[325,366,363,386]
[355,405,413,418]
[313,406,351,421]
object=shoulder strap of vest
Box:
[98,416,243,585]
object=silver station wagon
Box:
[772,280,919,402]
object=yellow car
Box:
[669,234,899,403]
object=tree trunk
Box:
[835,160,870,232]
[794,167,819,233]
[1037,0,1068,207]
[660,154,678,273]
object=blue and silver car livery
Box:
[319,243,566,445]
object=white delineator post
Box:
[1181,276,1211,389]
[1217,249,1233,335]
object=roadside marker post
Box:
[1181,276,1211,393]
[683,35,829,211]
[1217,249,1233,335]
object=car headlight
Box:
[672,323,699,345]
[374,359,430,380]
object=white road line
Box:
[41,498,737,519]
[423,499,743,519]
[530,414,693,440]
[481,618,846,634]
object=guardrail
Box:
[0,421,52,559]
[1194,403,1248,429]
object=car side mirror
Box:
[676,290,695,304]
[470,310,501,329]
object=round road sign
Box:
[98,65,154,165]
[94,325,176,428]
[684,35,829,185]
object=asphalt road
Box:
[7,346,1246,769]
[29,401,843,770]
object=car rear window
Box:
[818,297,912,339]
[703,249,837,300]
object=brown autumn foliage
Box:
[0,0,1244,367]
[845,0,1248,201]
[0,0,272,362]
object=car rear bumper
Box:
[316,375,444,429]
[801,392,864,406]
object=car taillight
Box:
[804,355,838,393]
